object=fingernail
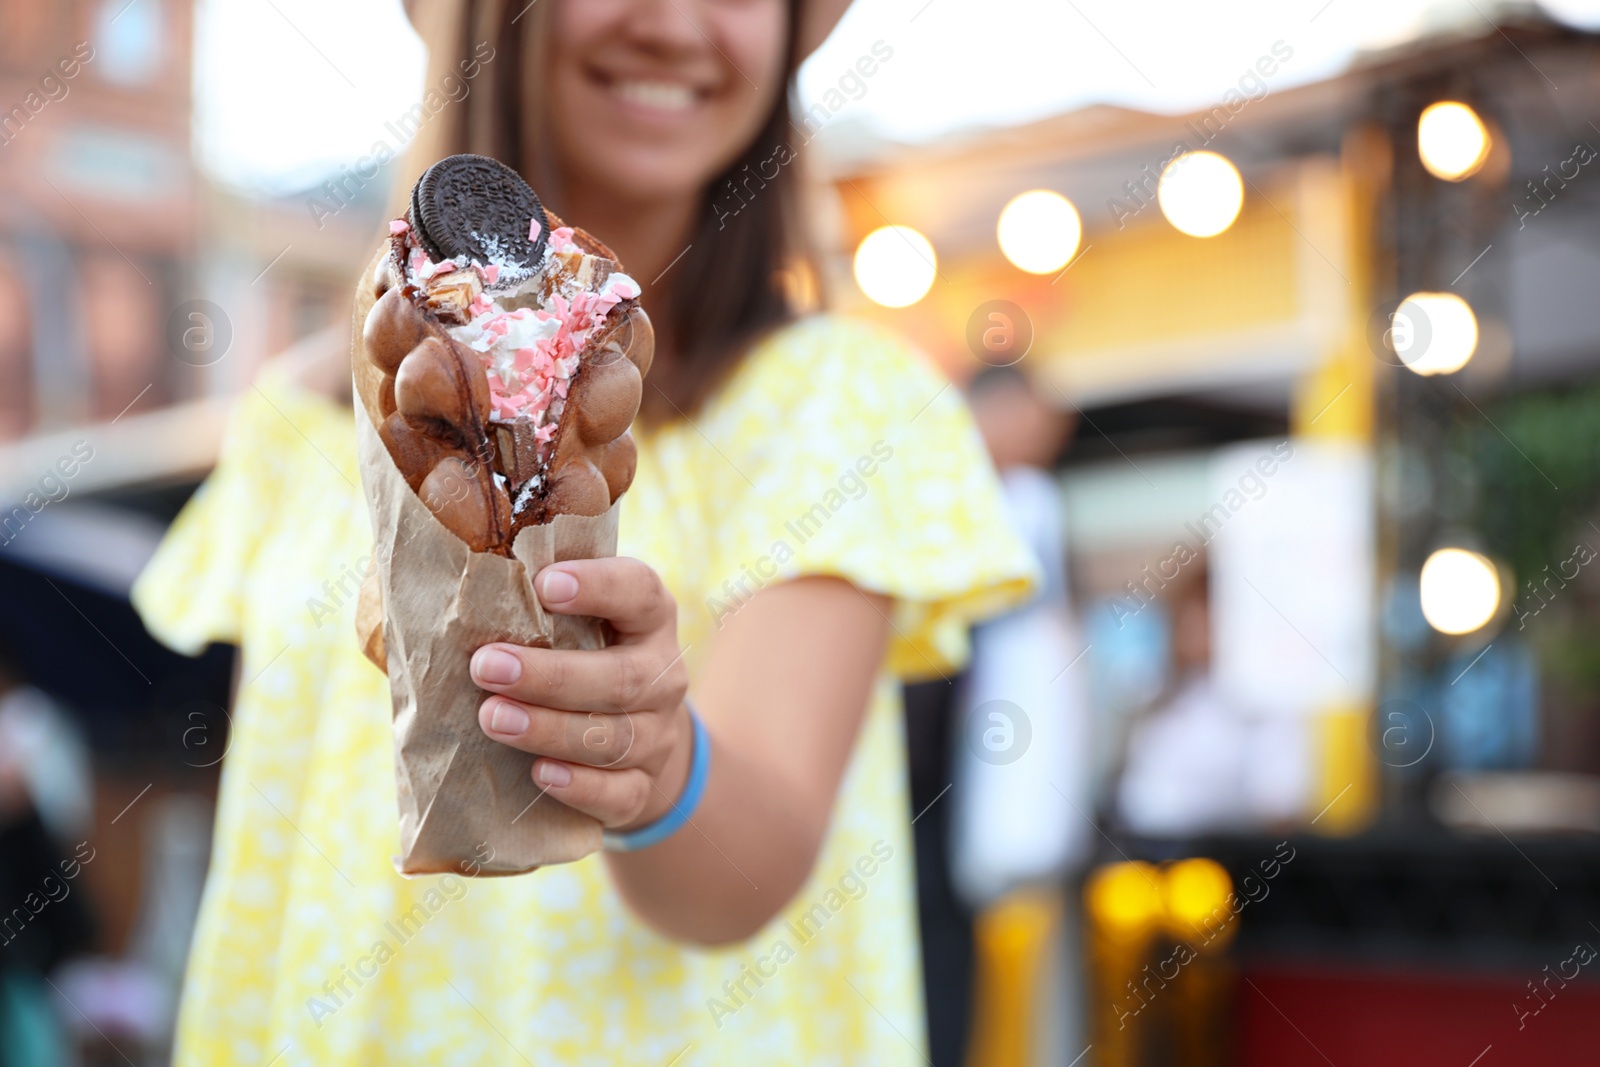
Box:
[473,647,521,686]
[540,569,579,604]
[489,701,529,735]
[537,761,572,787]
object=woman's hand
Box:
[477,563,889,945]
[471,557,694,831]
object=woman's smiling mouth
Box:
[600,75,705,115]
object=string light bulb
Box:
[997,189,1083,274]
[1418,102,1491,181]
[854,225,937,308]
[1158,151,1244,237]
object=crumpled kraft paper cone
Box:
[355,401,606,875]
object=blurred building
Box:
[0,0,197,434]
[824,10,1600,1066]
[0,2,1597,1064]
[0,9,387,1054]
[0,0,382,498]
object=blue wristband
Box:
[602,701,711,852]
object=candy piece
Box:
[421,269,484,325]
[390,219,409,235]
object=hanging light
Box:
[853,225,937,308]
[1420,548,1500,635]
[1394,291,1479,375]
[997,189,1082,274]
[1158,151,1244,237]
[1418,102,1491,181]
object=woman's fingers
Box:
[534,557,676,638]
[530,759,653,830]
[478,698,640,768]
[471,556,690,825]
[478,698,694,828]
[471,640,686,713]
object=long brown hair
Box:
[399,0,816,422]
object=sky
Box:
[193,0,1600,196]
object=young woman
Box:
[135,1,1036,1062]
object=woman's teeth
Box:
[612,80,697,112]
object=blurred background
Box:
[2,0,1600,1064]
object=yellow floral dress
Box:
[133,313,1036,1066]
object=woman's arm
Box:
[471,559,889,945]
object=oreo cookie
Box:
[410,154,549,275]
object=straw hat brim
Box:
[403,1,851,61]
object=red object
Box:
[1239,962,1600,1066]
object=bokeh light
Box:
[1085,862,1164,942]
[1163,858,1235,944]
[1420,548,1501,635]
[997,189,1083,274]
[853,225,938,308]
[1158,151,1244,237]
[1417,101,1491,181]
[1395,291,1479,375]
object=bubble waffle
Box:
[352,153,653,557]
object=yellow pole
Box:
[965,890,1062,1067]
[1289,128,1387,836]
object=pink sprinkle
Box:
[482,263,500,284]
[529,217,542,243]
[535,423,557,443]
[390,219,410,235]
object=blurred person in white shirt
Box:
[1116,562,1309,835]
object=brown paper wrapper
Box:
[356,401,605,876]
